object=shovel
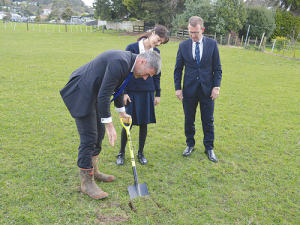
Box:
[120,118,149,199]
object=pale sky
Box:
[82,0,95,7]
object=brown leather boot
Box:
[92,156,115,182]
[79,168,108,199]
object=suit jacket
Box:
[174,36,222,97]
[125,42,161,97]
[60,50,137,118]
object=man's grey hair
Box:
[139,51,162,75]
[188,16,204,28]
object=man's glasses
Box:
[189,31,200,35]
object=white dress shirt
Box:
[192,37,203,61]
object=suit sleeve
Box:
[97,60,128,119]
[212,40,222,87]
[174,44,184,91]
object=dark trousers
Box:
[183,85,214,150]
[74,102,105,169]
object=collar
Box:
[139,39,153,53]
[193,36,204,45]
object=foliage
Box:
[172,0,214,29]
[61,7,74,21]
[122,0,146,19]
[274,36,288,50]
[273,0,300,16]
[240,6,275,40]
[214,0,247,35]
[244,0,277,7]
[2,13,11,21]
[46,9,60,21]
[271,9,300,40]
[172,0,247,35]
[95,0,129,21]
[122,0,185,26]
[35,15,41,22]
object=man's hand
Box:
[105,122,117,146]
[210,87,220,100]
[175,90,183,101]
[119,111,131,123]
[154,97,160,106]
[123,94,131,106]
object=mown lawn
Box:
[1,23,300,224]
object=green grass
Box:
[1,23,300,224]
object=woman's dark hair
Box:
[137,25,169,44]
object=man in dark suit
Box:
[174,16,222,162]
[60,50,161,199]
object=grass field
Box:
[1,23,300,224]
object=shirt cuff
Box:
[101,117,112,123]
[115,107,125,112]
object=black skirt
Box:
[125,91,156,125]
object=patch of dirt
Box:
[96,213,129,224]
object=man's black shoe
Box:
[138,152,148,165]
[183,146,194,156]
[205,149,218,162]
[116,152,125,165]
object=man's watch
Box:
[214,87,220,90]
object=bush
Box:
[275,37,288,50]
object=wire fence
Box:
[173,29,300,59]
[2,22,300,59]
[1,21,126,34]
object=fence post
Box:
[240,36,243,47]
[214,32,216,40]
[220,35,222,45]
[255,37,257,46]
[102,25,104,33]
[247,36,250,46]
[263,37,266,50]
[282,41,286,56]
[258,32,265,49]
[271,39,276,53]
[227,34,231,45]
[182,29,184,38]
[235,36,237,46]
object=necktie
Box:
[110,72,133,103]
[195,42,201,67]
[195,42,201,85]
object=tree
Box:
[240,6,275,39]
[46,9,60,21]
[141,0,185,27]
[273,0,300,16]
[244,0,277,7]
[95,0,129,21]
[122,0,146,19]
[172,0,247,35]
[214,0,247,34]
[61,7,74,21]
[271,9,300,39]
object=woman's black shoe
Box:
[116,152,125,165]
[138,152,148,165]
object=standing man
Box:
[60,50,161,199]
[174,16,222,162]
